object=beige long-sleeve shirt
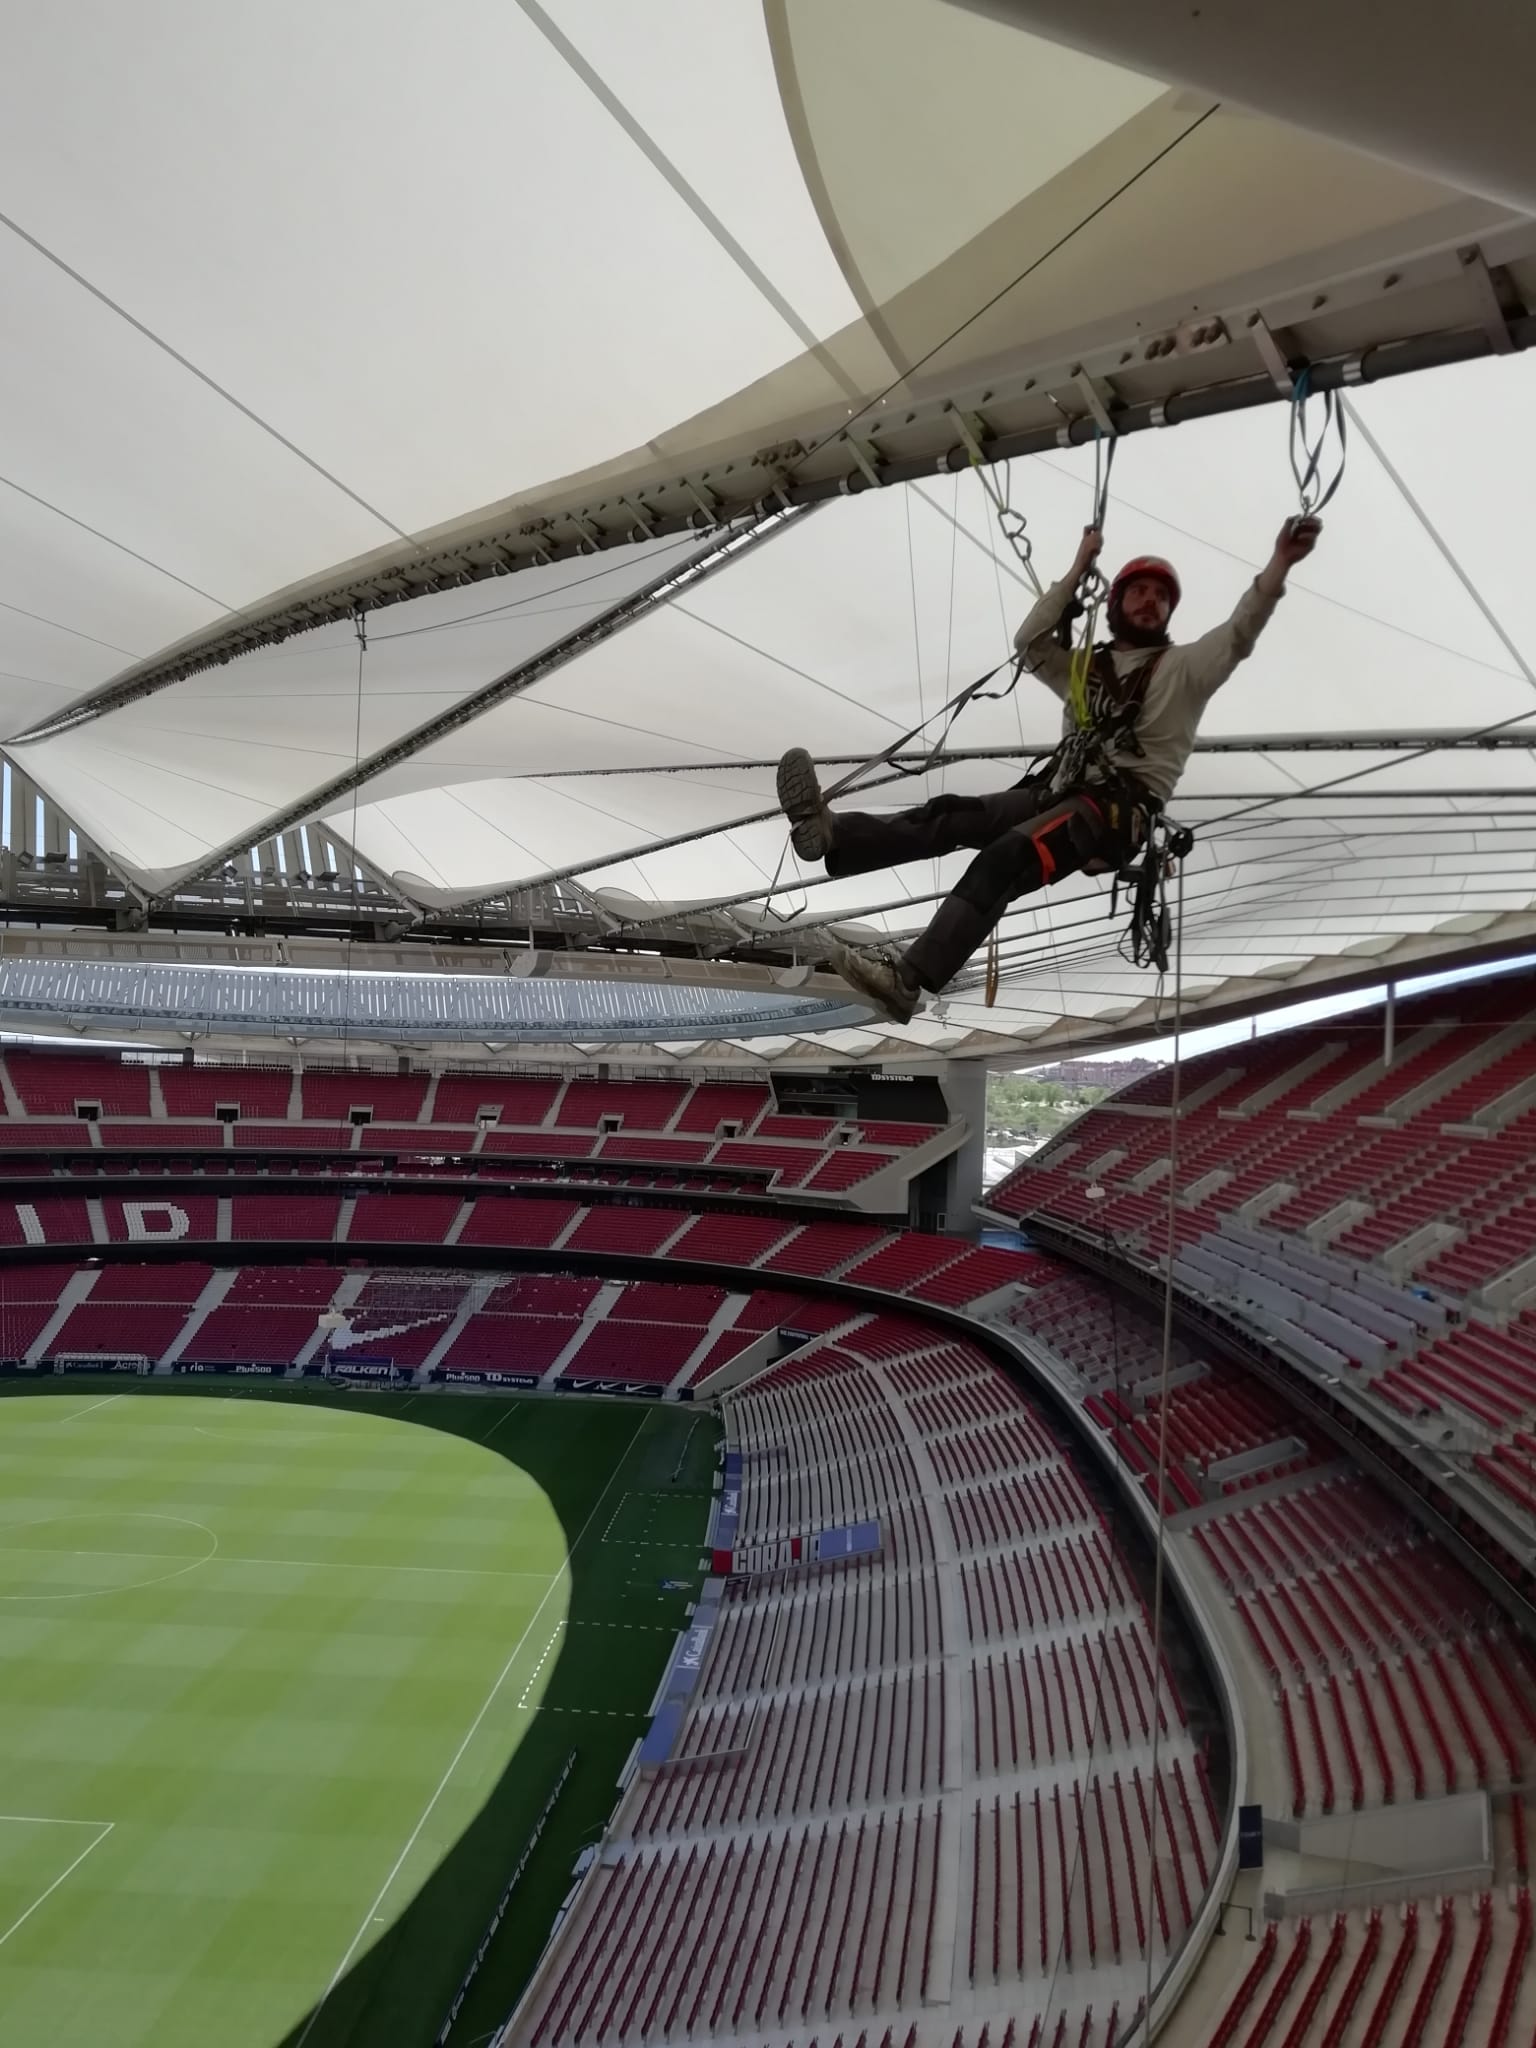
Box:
[1013,576,1283,804]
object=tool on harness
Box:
[1115,818,1194,974]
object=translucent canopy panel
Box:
[4,1,1535,1062]
[955,0,1536,214]
[0,0,857,556]
[7,534,695,885]
[316,359,1536,888]
[9,0,1530,744]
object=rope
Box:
[983,928,1000,1007]
[818,652,1023,805]
[782,423,1118,944]
[1065,432,1116,727]
[336,609,369,1115]
[778,460,1033,928]
[983,467,1070,1022]
[1288,367,1348,516]
[1140,854,1186,2034]
[829,431,1117,807]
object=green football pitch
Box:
[0,1380,717,2048]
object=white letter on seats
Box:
[125,1203,190,1242]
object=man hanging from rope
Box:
[775,515,1322,1022]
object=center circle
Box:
[0,1512,219,1602]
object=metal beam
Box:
[492,728,1536,782]
[14,271,1534,747]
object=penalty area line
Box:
[0,1820,114,1953]
[55,1393,124,1425]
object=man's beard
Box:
[1110,610,1171,650]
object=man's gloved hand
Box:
[1072,524,1105,579]
[1276,514,1323,565]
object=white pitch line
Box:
[516,1622,565,1710]
[0,1821,113,1953]
[55,1393,123,1425]
[599,1490,633,1544]
[480,1402,522,1447]
[295,1407,654,2048]
[0,1541,551,1583]
[0,1814,112,1828]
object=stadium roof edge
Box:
[17,297,1535,753]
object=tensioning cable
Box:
[336,606,369,1115]
[1140,853,1188,2035]
[824,437,1123,815]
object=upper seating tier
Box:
[986,967,1536,1304]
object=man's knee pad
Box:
[953,795,1111,914]
[1062,792,1111,860]
[954,827,1048,913]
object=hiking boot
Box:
[828,941,922,1025]
[776,747,834,863]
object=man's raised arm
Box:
[1184,515,1322,703]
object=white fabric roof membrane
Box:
[3,1,1535,1063]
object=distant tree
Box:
[985,1071,1112,1142]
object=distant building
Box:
[1024,1057,1160,1092]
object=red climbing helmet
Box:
[1109,555,1182,612]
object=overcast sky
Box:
[1051,949,1536,1069]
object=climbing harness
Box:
[1023,642,1164,800]
[1025,655,1192,979]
